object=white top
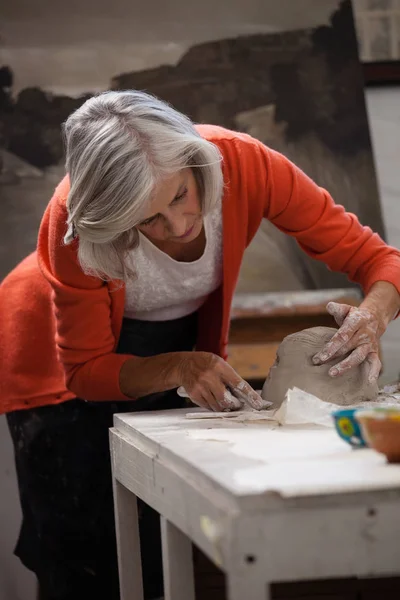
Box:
[124,200,223,321]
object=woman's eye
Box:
[172,188,188,204]
[140,188,188,226]
[141,215,159,227]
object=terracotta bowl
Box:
[356,408,400,463]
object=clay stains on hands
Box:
[313,302,382,384]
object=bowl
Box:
[332,408,367,448]
[356,408,400,463]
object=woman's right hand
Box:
[177,352,267,412]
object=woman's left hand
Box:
[313,282,400,383]
[312,303,382,384]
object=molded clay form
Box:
[262,326,379,409]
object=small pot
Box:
[356,408,400,463]
[332,408,367,448]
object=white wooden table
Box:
[110,408,400,600]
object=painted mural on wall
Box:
[0,0,384,292]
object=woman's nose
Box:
[168,217,187,238]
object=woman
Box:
[1,90,399,599]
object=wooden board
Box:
[229,313,338,344]
[231,290,361,320]
[227,342,278,380]
[228,289,363,382]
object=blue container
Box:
[332,408,367,448]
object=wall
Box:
[0,426,36,600]
[1,0,339,95]
[1,1,385,294]
[0,166,65,600]
[365,86,400,384]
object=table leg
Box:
[226,573,269,600]
[161,516,195,600]
[112,479,144,600]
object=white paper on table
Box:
[185,386,400,425]
[185,387,337,425]
[273,387,338,427]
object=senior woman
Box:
[1,90,399,599]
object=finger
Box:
[208,380,241,411]
[313,314,364,364]
[230,380,268,411]
[323,336,373,361]
[221,388,242,411]
[218,362,269,411]
[189,393,213,411]
[208,380,242,412]
[328,345,370,377]
[364,352,382,384]
[188,386,219,412]
[203,390,221,412]
[245,394,271,411]
[326,302,352,326]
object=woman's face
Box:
[137,169,202,244]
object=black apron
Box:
[6,312,198,600]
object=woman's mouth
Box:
[177,224,195,239]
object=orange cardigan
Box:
[1,125,399,414]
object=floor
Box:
[0,86,399,600]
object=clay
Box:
[262,326,379,409]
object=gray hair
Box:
[63,90,223,281]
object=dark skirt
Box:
[6,312,198,600]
